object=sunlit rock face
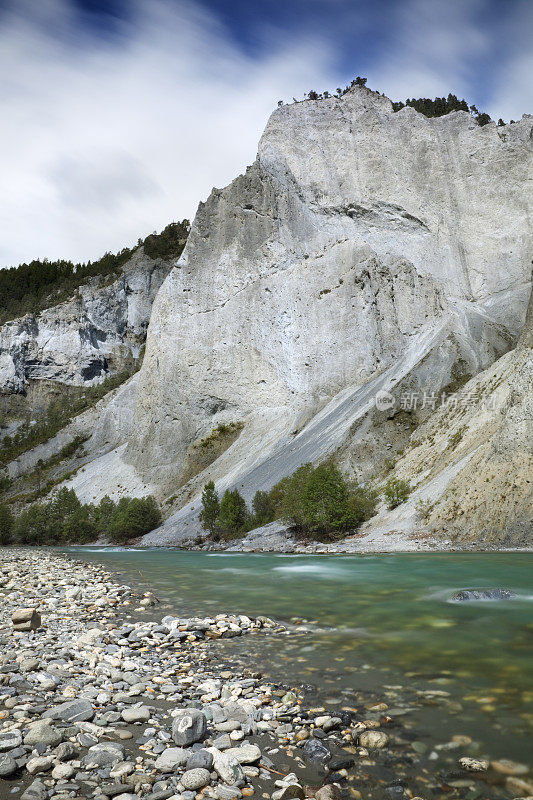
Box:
[127,87,531,489]
[0,249,173,394]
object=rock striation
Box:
[0,248,175,394]
[120,87,531,540]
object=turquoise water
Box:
[66,548,533,769]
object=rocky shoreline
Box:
[0,550,531,800]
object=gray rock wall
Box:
[127,88,532,491]
[0,249,174,394]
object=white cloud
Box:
[0,0,338,266]
[0,0,530,267]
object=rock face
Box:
[0,248,174,394]
[118,87,531,541]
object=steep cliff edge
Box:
[120,87,531,545]
[0,248,175,395]
[4,87,530,546]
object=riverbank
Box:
[0,550,531,800]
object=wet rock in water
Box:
[302,738,331,764]
[171,709,207,746]
[505,776,533,796]
[328,756,355,771]
[180,768,212,790]
[452,589,516,601]
[490,759,529,776]
[315,786,342,800]
[384,787,404,800]
[43,698,94,723]
[358,730,389,749]
[459,757,489,772]
[0,753,18,777]
[11,607,41,631]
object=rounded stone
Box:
[121,705,151,723]
[358,730,389,749]
[0,753,18,777]
[181,768,211,790]
[459,757,489,773]
[171,709,207,746]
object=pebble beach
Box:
[0,550,531,800]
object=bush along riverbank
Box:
[1,551,531,800]
[199,463,383,543]
[0,490,161,545]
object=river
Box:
[65,548,533,778]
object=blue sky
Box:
[0,0,531,266]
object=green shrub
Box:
[251,490,276,527]
[199,481,220,538]
[218,489,248,538]
[108,496,162,544]
[0,503,14,544]
[276,462,377,540]
[199,463,377,543]
[383,477,411,509]
[199,483,250,541]
[6,490,161,545]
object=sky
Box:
[0,0,531,268]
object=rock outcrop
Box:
[118,87,531,543]
[0,248,175,394]
[6,87,530,546]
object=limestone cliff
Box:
[6,87,530,546]
[0,248,175,394]
[122,88,530,533]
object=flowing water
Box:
[66,548,533,774]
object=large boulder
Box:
[171,709,207,746]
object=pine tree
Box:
[252,490,276,527]
[199,481,220,536]
[0,503,13,544]
[218,489,248,536]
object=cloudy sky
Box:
[1,0,531,267]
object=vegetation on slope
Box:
[283,77,505,126]
[0,220,189,325]
[199,461,378,542]
[0,368,134,467]
[0,488,161,545]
